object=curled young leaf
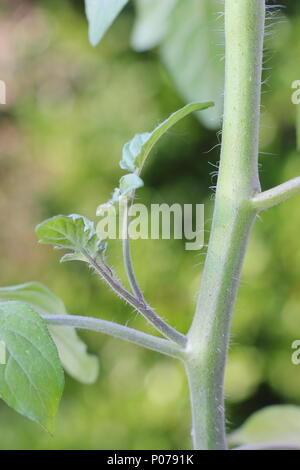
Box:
[119,173,144,195]
[120,101,214,173]
[0,282,99,384]
[0,301,64,433]
[96,188,122,217]
[121,133,151,172]
[36,214,106,263]
[96,174,144,216]
[96,102,213,217]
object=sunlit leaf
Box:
[36,214,106,263]
[0,283,99,384]
[230,405,300,447]
[0,301,64,432]
[85,0,129,46]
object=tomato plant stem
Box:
[186,0,265,450]
[43,314,186,360]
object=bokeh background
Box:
[0,0,300,450]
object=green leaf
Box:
[160,0,224,129]
[229,405,300,447]
[120,101,214,172]
[96,173,144,216]
[97,102,213,215]
[36,214,106,263]
[96,102,212,216]
[96,188,122,217]
[0,283,99,384]
[0,301,64,432]
[131,0,177,51]
[121,133,150,172]
[85,0,129,46]
[119,173,144,195]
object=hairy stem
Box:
[43,314,185,360]
[122,200,145,301]
[87,254,187,347]
[186,0,265,450]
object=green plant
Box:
[1,0,300,450]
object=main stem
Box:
[186,0,265,450]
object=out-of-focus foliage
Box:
[229,405,300,448]
[131,0,177,51]
[85,0,129,46]
[0,0,300,450]
[131,0,224,129]
[86,0,224,128]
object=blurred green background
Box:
[0,0,300,450]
